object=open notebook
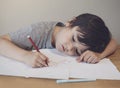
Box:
[0,49,120,80]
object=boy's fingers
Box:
[34,62,44,68]
[40,60,48,67]
[36,62,43,67]
[87,56,94,63]
[39,53,49,66]
[76,51,87,62]
[76,57,82,62]
[39,53,48,60]
[36,57,48,67]
[91,58,99,64]
[83,54,91,62]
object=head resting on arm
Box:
[68,13,111,53]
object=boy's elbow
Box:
[111,38,118,48]
[109,38,118,53]
[0,34,11,41]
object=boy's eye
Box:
[76,49,80,56]
[72,36,75,42]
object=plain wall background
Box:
[0,0,120,43]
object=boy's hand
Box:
[76,50,102,64]
[23,51,49,68]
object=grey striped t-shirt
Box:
[9,21,60,50]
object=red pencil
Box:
[27,35,48,66]
[27,35,39,52]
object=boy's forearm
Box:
[99,38,118,59]
[0,37,29,62]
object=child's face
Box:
[55,26,88,56]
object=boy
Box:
[0,13,117,68]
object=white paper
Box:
[0,49,120,80]
[0,50,69,79]
[69,58,120,80]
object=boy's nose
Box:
[66,43,73,51]
[69,46,74,51]
[66,44,74,52]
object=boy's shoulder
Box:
[31,21,64,28]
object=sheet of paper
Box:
[0,56,28,77]
[0,49,120,80]
[69,58,120,80]
[0,52,69,79]
[40,49,120,80]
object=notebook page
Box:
[1,49,120,80]
[0,55,28,77]
[0,50,69,79]
[69,58,120,80]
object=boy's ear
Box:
[65,22,71,27]
[65,17,76,27]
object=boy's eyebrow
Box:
[75,33,81,43]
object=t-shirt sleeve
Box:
[9,25,33,50]
[9,21,59,50]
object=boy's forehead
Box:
[72,26,83,35]
[71,26,80,31]
[74,29,83,38]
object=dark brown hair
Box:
[69,13,111,53]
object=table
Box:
[0,46,120,88]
